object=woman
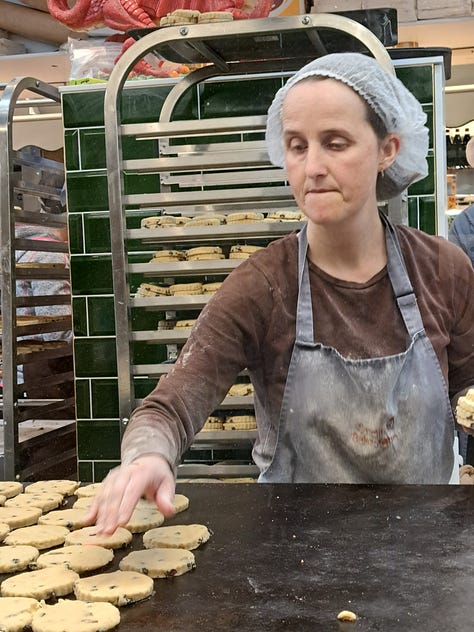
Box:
[88,53,474,532]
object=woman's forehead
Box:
[282,79,368,120]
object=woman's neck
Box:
[306,212,387,283]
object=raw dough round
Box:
[143,524,211,550]
[1,567,79,599]
[4,525,69,549]
[74,570,154,606]
[0,545,39,573]
[0,597,39,632]
[35,545,114,573]
[64,526,132,549]
[119,547,196,578]
[31,599,120,632]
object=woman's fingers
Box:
[85,454,175,534]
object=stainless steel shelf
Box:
[194,429,257,443]
[177,463,259,478]
[130,259,241,277]
[128,221,304,244]
[132,329,191,344]
[135,395,254,409]
[132,363,249,377]
[132,295,212,310]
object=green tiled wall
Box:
[63,62,442,481]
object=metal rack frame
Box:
[104,14,394,445]
[0,77,75,480]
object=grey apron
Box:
[260,214,458,484]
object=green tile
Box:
[133,377,159,398]
[94,461,120,481]
[62,91,105,128]
[396,65,433,104]
[131,306,163,331]
[408,155,434,196]
[123,171,160,195]
[80,129,106,170]
[199,77,281,118]
[68,213,84,255]
[64,129,80,171]
[122,135,159,160]
[78,461,93,482]
[75,379,91,419]
[119,82,197,124]
[72,297,88,337]
[88,297,115,336]
[408,196,419,229]
[91,379,119,418]
[83,213,111,253]
[182,449,213,462]
[66,172,109,213]
[74,338,117,377]
[77,420,120,460]
[121,84,174,124]
[419,196,436,235]
[132,341,167,365]
[70,255,113,295]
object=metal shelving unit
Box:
[104,13,394,477]
[0,77,76,481]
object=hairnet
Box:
[265,52,429,200]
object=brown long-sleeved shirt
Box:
[122,225,474,473]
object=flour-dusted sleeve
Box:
[121,255,275,470]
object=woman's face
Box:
[282,78,396,227]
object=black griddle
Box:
[112,483,473,631]
[2,483,473,630]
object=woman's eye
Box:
[326,140,348,151]
[288,140,306,153]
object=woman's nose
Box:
[305,144,327,178]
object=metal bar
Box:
[121,114,267,138]
[15,294,71,308]
[129,259,240,276]
[160,169,286,188]
[123,149,271,172]
[129,221,303,244]
[15,238,68,254]
[124,185,292,208]
[132,295,212,310]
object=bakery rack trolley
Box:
[104,13,395,477]
[0,77,75,481]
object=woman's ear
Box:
[379,133,401,171]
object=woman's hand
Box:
[85,454,176,534]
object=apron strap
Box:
[381,213,425,338]
[296,225,315,345]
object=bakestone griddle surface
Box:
[2,483,473,631]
